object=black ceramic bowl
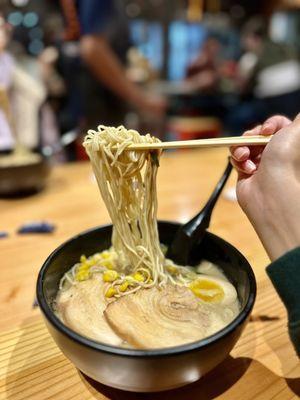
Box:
[37,222,256,392]
[0,158,51,196]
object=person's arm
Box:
[266,247,300,356]
[79,35,164,115]
[230,115,300,261]
[230,115,300,356]
[69,0,165,117]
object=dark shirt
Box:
[76,0,114,35]
[267,247,300,356]
[75,0,130,61]
[61,0,130,127]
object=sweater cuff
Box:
[266,247,300,322]
[289,321,300,357]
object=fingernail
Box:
[262,122,272,133]
[234,147,249,160]
[245,160,256,173]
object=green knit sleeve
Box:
[266,247,300,357]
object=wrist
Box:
[252,197,300,261]
[127,87,146,109]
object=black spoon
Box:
[166,159,233,265]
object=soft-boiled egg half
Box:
[189,274,237,306]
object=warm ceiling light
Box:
[187,0,203,22]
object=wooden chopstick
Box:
[122,135,272,151]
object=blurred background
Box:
[1,0,300,161]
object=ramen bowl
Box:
[36,221,256,392]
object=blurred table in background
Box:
[0,148,299,399]
[149,80,223,141]
[167,116,221,140]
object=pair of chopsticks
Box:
[122,135,272,151]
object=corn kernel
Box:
[79,264,90,272]
[124,276,135,285]
[105,287,117,298]
[103,270,119,282]
[101,250,110,259]
[119,281,129,292]
[133,272,144,282]
[76,270,90,281]
[86,259,95,267]
[80,255,87,263]
[166,264,178,274]
[101,260,114,270]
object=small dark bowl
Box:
[0,158,51,196]
[37,222,256,392]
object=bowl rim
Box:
[36,221,256,358]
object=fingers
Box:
[230,157,257,175]
[260,115,291,136]
[230,125,261,162]
[230,115,291,162]
[230,115,292,174]
[243,124,263,136]
[230,146,250,162]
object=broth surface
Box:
[55,250,239,349]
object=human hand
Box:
[230,115,300,261]
[230,115,292,174]
[136,93,167,118]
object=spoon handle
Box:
[166,159,232,265]
[192,160,233,234]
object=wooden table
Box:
[0,148,299,400]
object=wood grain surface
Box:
[0,148,299,399]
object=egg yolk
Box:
[189,279,224,303]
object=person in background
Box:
[0,15,14,150]
[59,0,166,132]
[230,114,300,356]
[185,36,221,93]
[178,34,226,122]
[229,17,300,134]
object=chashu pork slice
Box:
[104,285,220,349]
[56,275,122,346]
